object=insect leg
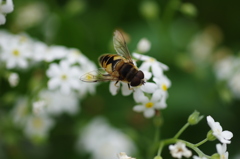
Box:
[115,81,119,87]
[127,83,135,91]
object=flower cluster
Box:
[109,38,171,118]
[0,30,98,140]
[166,115,233,159]
[76,117,136,159]
[0,0,14,25]
[214,55,240,99]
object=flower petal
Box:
[143,109,155,118]
[222,131,233,140]
[141,82,158,93]
[133,89,148,103]
[133,105,144,112]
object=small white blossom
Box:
[207,116,233,144]
[24,114,54,139]
[8,72,19,87]
[77,117,136,159]
[11,97,29,126]
[137,38,151,53]
[169,142,192,159]
[0,0,14,25]
[216,143,229,159]
[33,100,46,115]
[133,53,168,78]
[39,89,79,116]
[14,2,48,29]
[214,56,237,81]
[47,60,81,94]
[133,89,162,118]
[0,35,32,69]
[43,45,68,62]
[228,71,240,99]
[31,41,48,61]
[65,48,90,65]
[117,152,136,159]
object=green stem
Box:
[181,140,211,158]
[157,138,211,158]
[173,123,190,139]
[194,138,208,147]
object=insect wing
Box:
[80,69,119,82]
[113,30,133,63]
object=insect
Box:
[80,30,145,89]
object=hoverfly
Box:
[80,30,145,89]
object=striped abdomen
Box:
[99,54,145,87]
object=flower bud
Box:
[207,130,217,141]
[188,110,204,125]
[139,1,160,20]
[154,156,163,159]
[180,3,197,17]
[210,153,220,159]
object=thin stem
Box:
[173,123,190,139]
[194,138,208,147]
[181,140,211,158]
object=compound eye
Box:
[130,77,141,87]
[136,71,144,79]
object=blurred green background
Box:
[1,0,240,159]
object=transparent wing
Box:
[113,30,133,63]
[80,69,119,82]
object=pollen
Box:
[148,57,155,63]
[12,49,20,56]
[161,84,168,91]
[145,102,154,108]
[61,74,68,80]
[85,74,93,81]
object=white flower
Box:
[33,100,46,115]
[214,55,240,81]
[31,41,48,61]
[169,142,192,159]
[117,152,136,159]
[46,60,81,94]
[193,156,207,159]
[133,53,168,78]
[137,38,151,53]
[39,89,79,116]
[151,76,171,109]
[65,48,90,65]
[43,45,68,62]
[0,35,31,69]
[24,114,54,139]
[228,71,240,99]
[14,2,48,29]
[0,0,14,25]
[8,72,19,87]
[133,89,162,118]
[216,143,229,159]
[77,117,136,159]
[11,97,29,126]
[207,116,233,144]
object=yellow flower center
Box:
[12,49,20,56]
[33,117,43,129]
[85,73,93,81]
[148,57,155,63]
[61,74,68,80]
[145,102,154,108]
[161,84,168,91]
